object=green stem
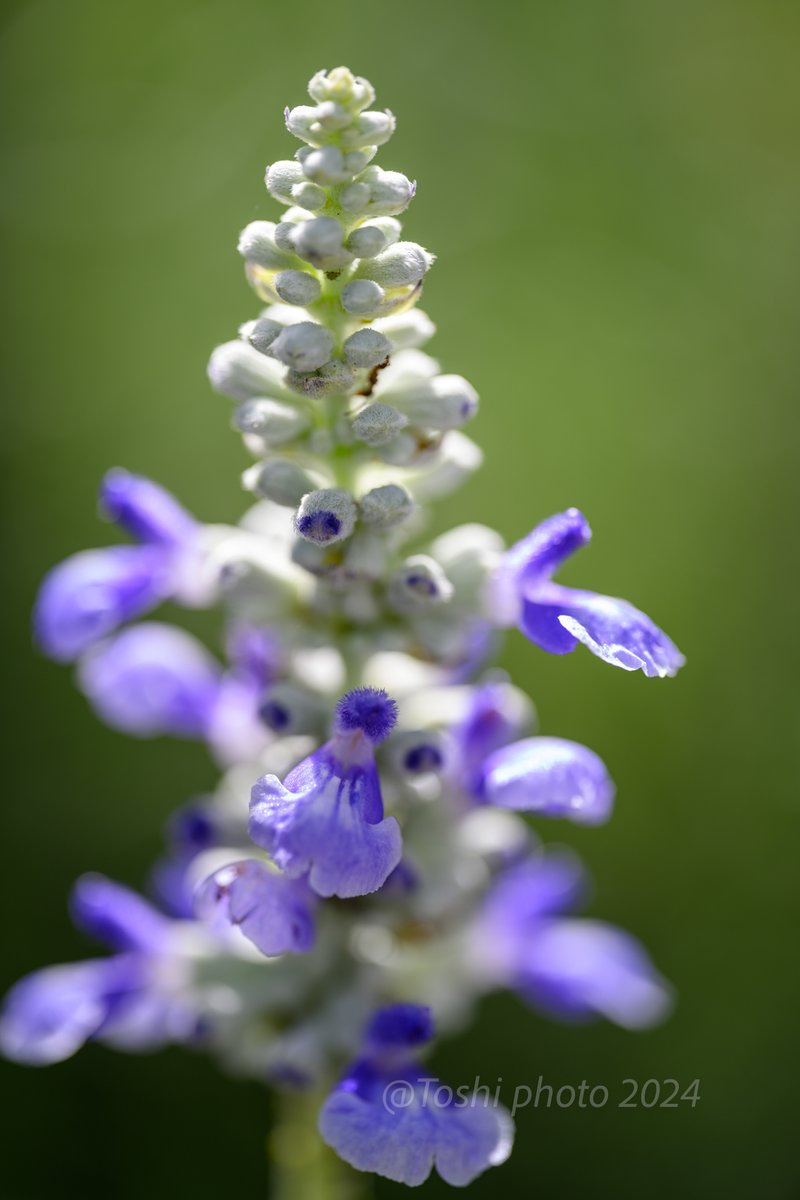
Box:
[268,1088,371,1200]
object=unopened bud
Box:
[340,110,396,150]
[291,181,328,211]
[346,217,400,259]
[234,399,310,447]
[352,403,408,447]
[356,167,415,217]
[243,459,319,507]
[341,279,385,315]
[355,242,434,288]
[292,217,353,270]
[244,317,282,355]
[295,488,357,545]
[338,181,371,213]
[259,683,326,735]
[358,483,415,529]
[388,555,453,613]
[373,309,436,350]
[307,67,375,112]
[342,530,388,580]
[274,269,322,306]
[238,222,297,271]
[266,161,306,205]
[343,329,392,369]
[270,322,333,371]
[208,340,288,402]
[386,374,479,430]
[299,145,353,186]
[286,359,356,399]
[387,729,447,775]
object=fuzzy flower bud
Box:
[286,359,356,399]
[295,489,357,545]
[386,374,479,430]
[388,555,454,613]
[274,269,322,307]
[269,322,333,372]
[339,110,396,150]
[299,146,354,186]
[233,400,310,448]
[208,341,288,402]
[343,329,392,370]
[341,279,385,316]
[292,181,328,211]
[238,222,297,271]
[354,242,434,288]
[259,683,327,736]
[265,161,306,205]
[291,218,353,271]
[346,217,401,259]
[358,484,415,529]
[351,403,408,447]
[373,309,436,350]
[307,67,375,112]
[340,167,414,217]
[244,460,320,507]
[244,317,282,355]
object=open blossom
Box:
[4,65,685,1191]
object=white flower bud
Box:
[307,67,375,112]
[286,359,356,398]
[343,329,392,369]
[373,309,436,350]
[244,317,282,355]
[338,181,371,213]
[274,220,302,253]
[269,322,333,371]
[343,150,377,177]
[340,110,396,150]
[300,145,353,185]
[341,279,385,315]
[314,100,351,131]
[285,105,322,143]
[358,484,415,529]
[208,340,289,402]
[376,348,439,391]
[237,222,297,270]
[358,167,415,217]
[259,683,327,736]
[385,374,479,430]
[234,399,310,447]
[243,459,319,507]
[354,242,434,288]
[375,432,420,465]
[429,524,505,604]
[212,534,302,618]
[295,488,357,545]
[352,402,408,447]
[339,583,382,625]
[292,217,353,271]
[346,217,401,258]
[388,555,453,613]
[386,729,447,776]
[291,537,331,576]
[274,269,322,306]
[266,161,306,205]
[291,181,328,211]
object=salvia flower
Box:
[6,65,686,1192]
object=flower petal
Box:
[100,469,197,546]
[481,736,615,825]
[70,875,171,954]
[195,860,315,956]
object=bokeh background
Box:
[2,0,799,1196]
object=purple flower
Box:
[491,508,685,677]
[318,1004,513,1187]
[195,860,316,956]
[479,736,615,825]
[34,470,199,662]
[0,876,197,1065]
[77,622,222,739]
[249,688,402,899]
[449,681,535,795]
[474,856,672,1029]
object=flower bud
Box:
[358,484,415,529]
[343,329,392,369]
[234,399,310,447]
[314,100,352,131]
[285,104,324,143]
[237,222,297,271]
[243,460,320,507]
[295,488,357,545]
[388,555,453,613]
[342,530,388,580]
[352,402,408,447]
[307,67,375,112]
[346,217,401,259]
[408,431,483,500]
[340,110,396,150]
[292,217,353,271]
[385,374,479,430]
[375,432,420,466]
[244,317,282,355]
[291,181,328,211]
[356,167,415,217]
[269,322,333,372]
[274,218,304,253]
[265,161,305,205]
[354,242,434,288]
[341,279,385,315]
[338,181,371,213]
[285,359,355,399]
[259,683,327,735]
[373,309,436,350]
[299,146,353,186]
[274,269,322,306]
[387,729,447,776]
[429,524,505,607]
[208,341,288,402]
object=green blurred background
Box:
[2,0,799,1196]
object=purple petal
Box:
[100,469,198,546]
[33,546,172,662]
[70,875,171,953]
[249,746,402,899]
[519,919,673,1029]
[194,860,315,956]
[451,682,534,793]
[0,958,139,1065]
[319,1062,513,1187]
[365,1005,434,1056]
[554,590,685,678]
[481,737,615,825]
[77,622,222,739]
